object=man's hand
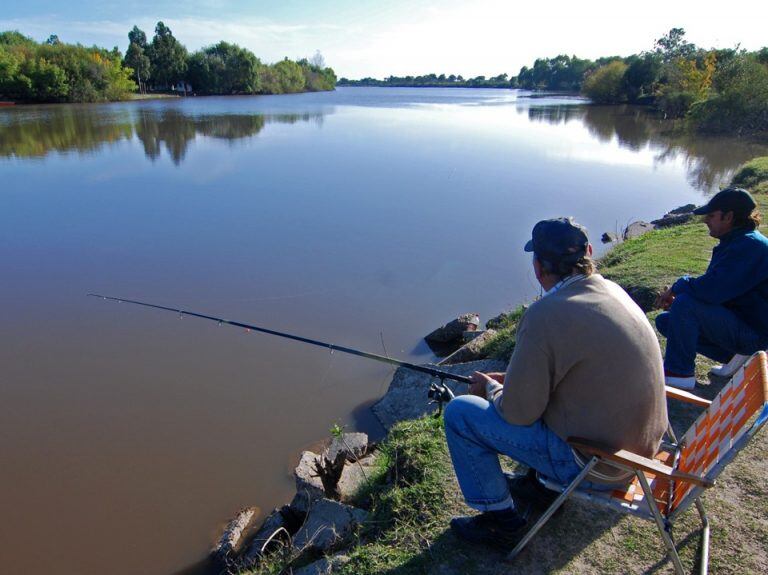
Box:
[654,286,675,310]
[469,371,497,399]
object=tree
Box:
[128,26,148,49]
[689,53,768,134]
[655,28,696,62]
[45,35,60,46]
[582,60,628,103]
[148,21,187,90]
[310,50,325,69]
[187,41,262,94]
[125,42,150,92]
[266,58,306,93]
[623,53,661,103]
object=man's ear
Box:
[586,243,593,257]
[723,211,735,224]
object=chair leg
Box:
[695,498,710,575]
[506,457,598,562]
[636,471,685,575]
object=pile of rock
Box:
[212,432,376,573]
[423,312,480,356]
[617,203,698,241]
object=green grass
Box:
[732,157,768,193]
[599,222,715,309]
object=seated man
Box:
[654,188,768,389]
[445,217,667,546]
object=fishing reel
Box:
[427,379,455,417]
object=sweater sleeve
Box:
[492,313,552,425]
[672,238,765,304]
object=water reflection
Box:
[0,108,324,165]
[524,103,768,191]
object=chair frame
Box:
[506,351,768,575]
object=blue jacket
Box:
[672,227,768,336]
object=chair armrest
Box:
[568,437,714,488]
[665,386,711,408]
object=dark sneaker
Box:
[449,506,529,549]
[504,468,561,511]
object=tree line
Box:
[0,31,135,102]
[123,22,336,96]
[0,22,337,103]
[340,29,768,138]
[338,73,511,88]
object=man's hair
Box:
[536,252,596,279]
[732,208,761,231]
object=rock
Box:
[290,490,315,515]
[326,432,368,462]
[241,508,289,564]
[295,450,325,502]
[293,554,350,575]
[371,359,506,430]
[337,452,378,503]
[438,329,498,365]
[669,203,696,215]
[623,221,654,240]
[213,506,259,560]
[424,313,480,344]
[624,285,663,312]
[292,498,367,553]
[651,213,694,228]
[463,329,484,342]
[601,232,618,243]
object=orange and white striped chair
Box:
[506,351,768,574]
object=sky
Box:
[2,0,766,79]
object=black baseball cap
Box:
[693,187,756,216]
[524,217,589,263]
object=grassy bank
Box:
[244,158,768,574]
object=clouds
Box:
[2,0,766,79]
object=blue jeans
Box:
[444,394,586,512]
[656,293,768,375]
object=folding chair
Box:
[507,351,768,574]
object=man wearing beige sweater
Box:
[444,217,668,548]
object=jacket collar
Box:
[718,227,751,245]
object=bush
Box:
[688,54,768,135]
[582,60,628,103]
[732,157,768,192]
[0,32,136,102]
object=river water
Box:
[1,87,766,575]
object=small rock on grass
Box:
[623,221,655,239]
[293,554,351,575]
[292,498,368,553]
[337,452,378,503]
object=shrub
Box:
[732,157,768,191]
[688,55,768,135]
[582,60,628,103]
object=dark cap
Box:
[524,217,589,263]
[693,187,756,216]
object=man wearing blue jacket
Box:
[655,188,768,389]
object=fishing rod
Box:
[88,293,467,407]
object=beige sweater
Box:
[489,274,667,478]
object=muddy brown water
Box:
[2,88,766,575]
